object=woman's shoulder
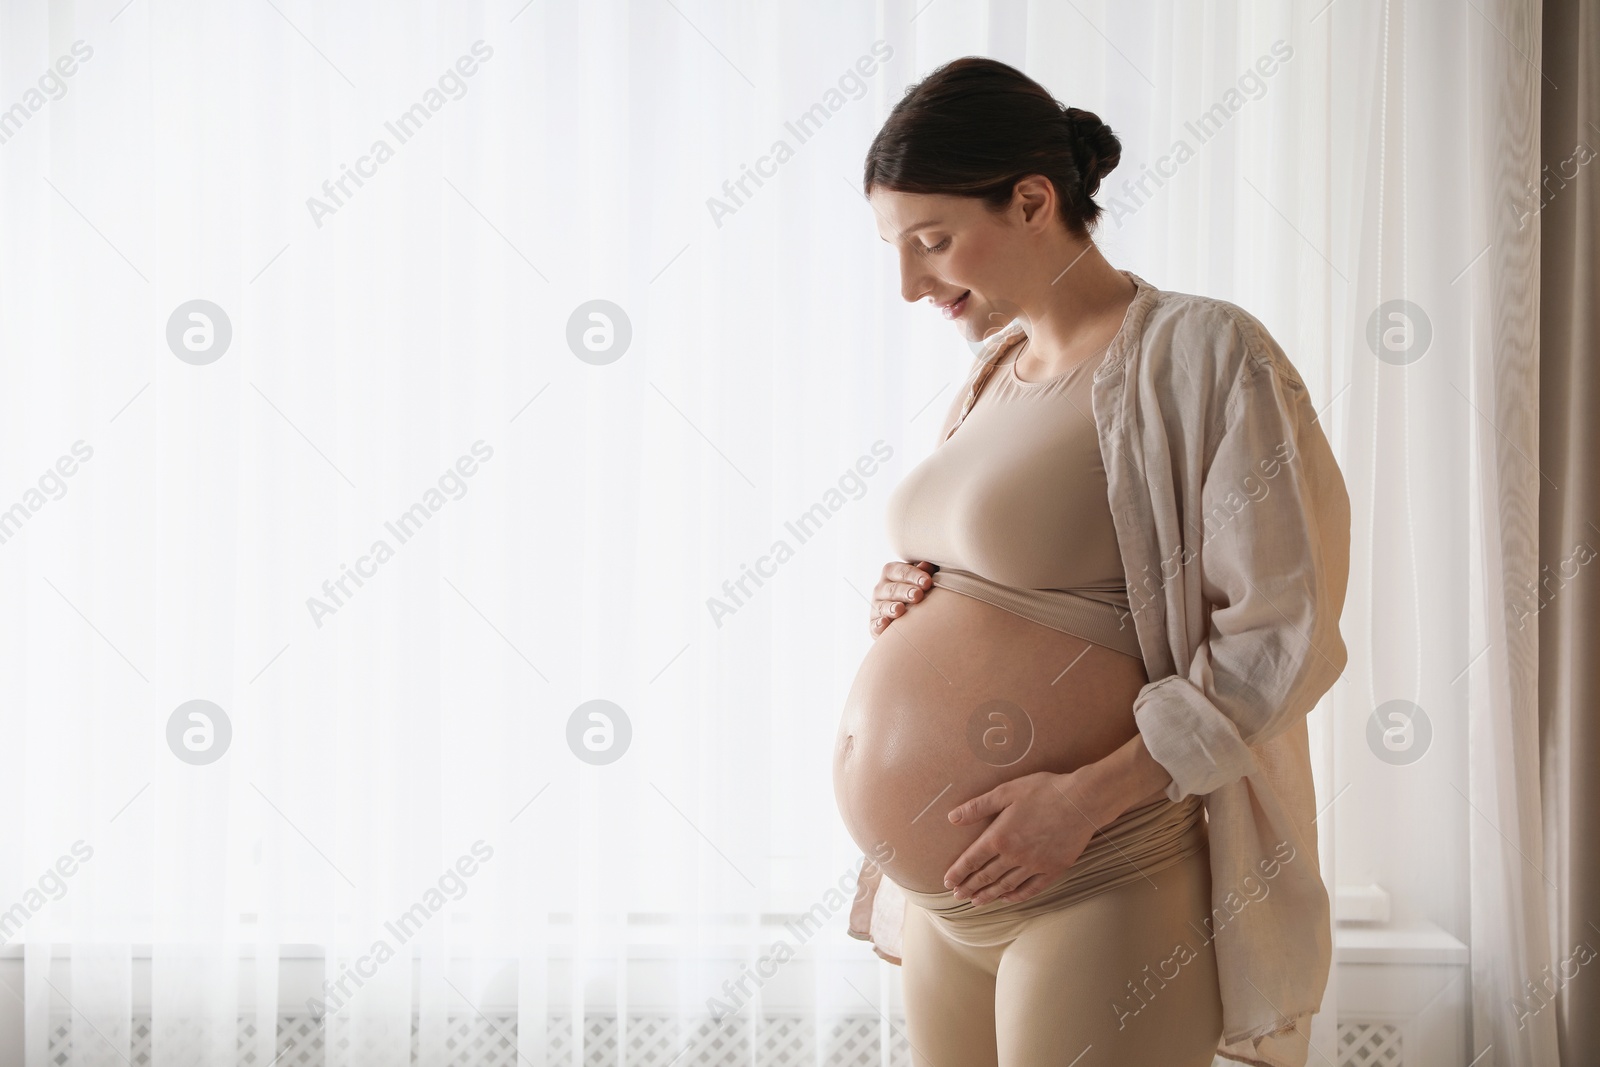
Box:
[1134,283,1310,401]
[1114,280,1327,457]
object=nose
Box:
[897,246,934,304]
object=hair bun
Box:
[1061,106,1121,198]
[862,57,1124,238]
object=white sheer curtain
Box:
[0,1,1552,1065]
[1325,1,1556,1065]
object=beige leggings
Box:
[896,795,1223,1067]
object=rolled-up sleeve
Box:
[1133,333,1352,802]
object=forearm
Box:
[1069,731,1176,826]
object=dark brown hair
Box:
[862,56,1121,240]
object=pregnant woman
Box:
[831,58,1351,1067]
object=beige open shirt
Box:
[849,270,1351,1067]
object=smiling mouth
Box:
[940,291,971,318]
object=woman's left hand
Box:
[942,770,1112,906]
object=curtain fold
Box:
[1539,0,1600,1063]
[1461,0,1559,1062]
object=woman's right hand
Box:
[870,560,937,638]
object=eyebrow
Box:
[879,219,944,242]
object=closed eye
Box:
[922,237,951,254]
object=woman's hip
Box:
[895,791,1208,945]
[896,802,1223,1066]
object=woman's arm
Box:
[1129,319,1352,802]
[1071,732,1175,825]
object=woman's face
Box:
[869,187,1033,346]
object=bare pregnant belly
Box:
[832,586,1152,894]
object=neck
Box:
[1013,243,1138,376]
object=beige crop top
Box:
[883,331,1142,660]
